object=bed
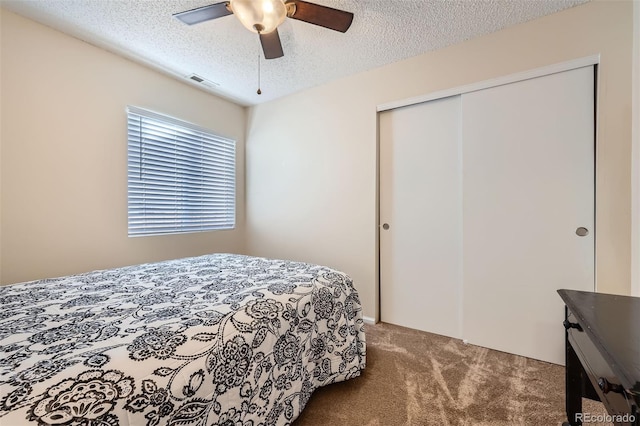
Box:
[0,253,366,425]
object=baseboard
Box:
[363,316,376,325]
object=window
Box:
[127,106,235,236]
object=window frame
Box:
[126,106,236,237]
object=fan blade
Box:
[286,0,353,33]
[174,2,232,25]
[259,29,284,59]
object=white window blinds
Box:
[127,106,236,236]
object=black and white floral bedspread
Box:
[0,254,366,426]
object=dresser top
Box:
[558,289,640,396]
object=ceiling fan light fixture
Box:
[230,0,286,34]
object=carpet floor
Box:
[294,322,610,426]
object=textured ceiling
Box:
[1,0,589,106]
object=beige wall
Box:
[246,0,634,320]
[0,9,247,284]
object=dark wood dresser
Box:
[558,289,639,426]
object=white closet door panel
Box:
[379,96,462,338]
[461,67,595,364]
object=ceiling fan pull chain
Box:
[257,54,262,95]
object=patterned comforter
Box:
[0,254,366,425]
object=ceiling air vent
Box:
[187,74,219,88]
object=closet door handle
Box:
[576,227,589,237]
[382,223,390,230]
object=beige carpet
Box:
[295,322,609,426]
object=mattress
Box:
[0,253,366,425]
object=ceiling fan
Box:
[173,0,354,60]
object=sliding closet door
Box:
[461,67,595,364]
[379,96,462,338]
